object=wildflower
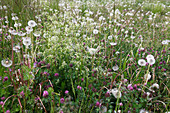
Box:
[69,63,73,67]
[20,91,25,97]
[6,110,10,113]
[112,65,119,71]
[65,90,69,94]
[139,109,148,113]
[162,40,169,45]
[88,48,97,55]
[18,31,26,36]
[101,106,107,113]
[149,83,159,91]
[43,91,49,98]
[77,85,82,90]
[144,72,151,81]
[25,26,33,32]
[0,101,4,106]
[60,98,65,103]
[13,45,20,53]
[54,73,59,77]
[96,101,101,107]
[23,38,31,48]
[110,88,122,98]
[108,35,112,40]
[93,29,98,34]
[28,20,37,27]
[146,92,152,100]
[1,97,5,100]
[110,42,117,46]
[138,59,146,66]
[1,59,12,67]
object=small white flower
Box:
[28,20,37,27]
[144,72,151,81]
[112,65,119,71]
[1,59,12,67]
[93,29,98,34]
[138,59,146,66]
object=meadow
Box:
[0,0,170,113]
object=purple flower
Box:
[81,78,84,82]
[1,97,5,100]
[6,110,10,113]
[60,98,65,103]
[3,76,8,82]
[20,91,24,97]
[69,63,73,67]
[65,90,69,94]
[96,101,101,107]
[119,102,123,106]
[54,73,59,77]
[77,85,82,90]
[0,101,4,106]
[43,91,49,98]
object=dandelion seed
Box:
[13,45,20,53]
[110,88,122,98]
[1,59,12,67]
[28,20,37,27]
[93,29,98,34]
[112,65,119,71]
[138,59,146,66]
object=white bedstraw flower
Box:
[111,88,122,98]
[28,20,37,27]
[138,59,146,66]
[93,29,98,34]
[144,72,151,81]
[1,59,12,67]
[112,65,119,71]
